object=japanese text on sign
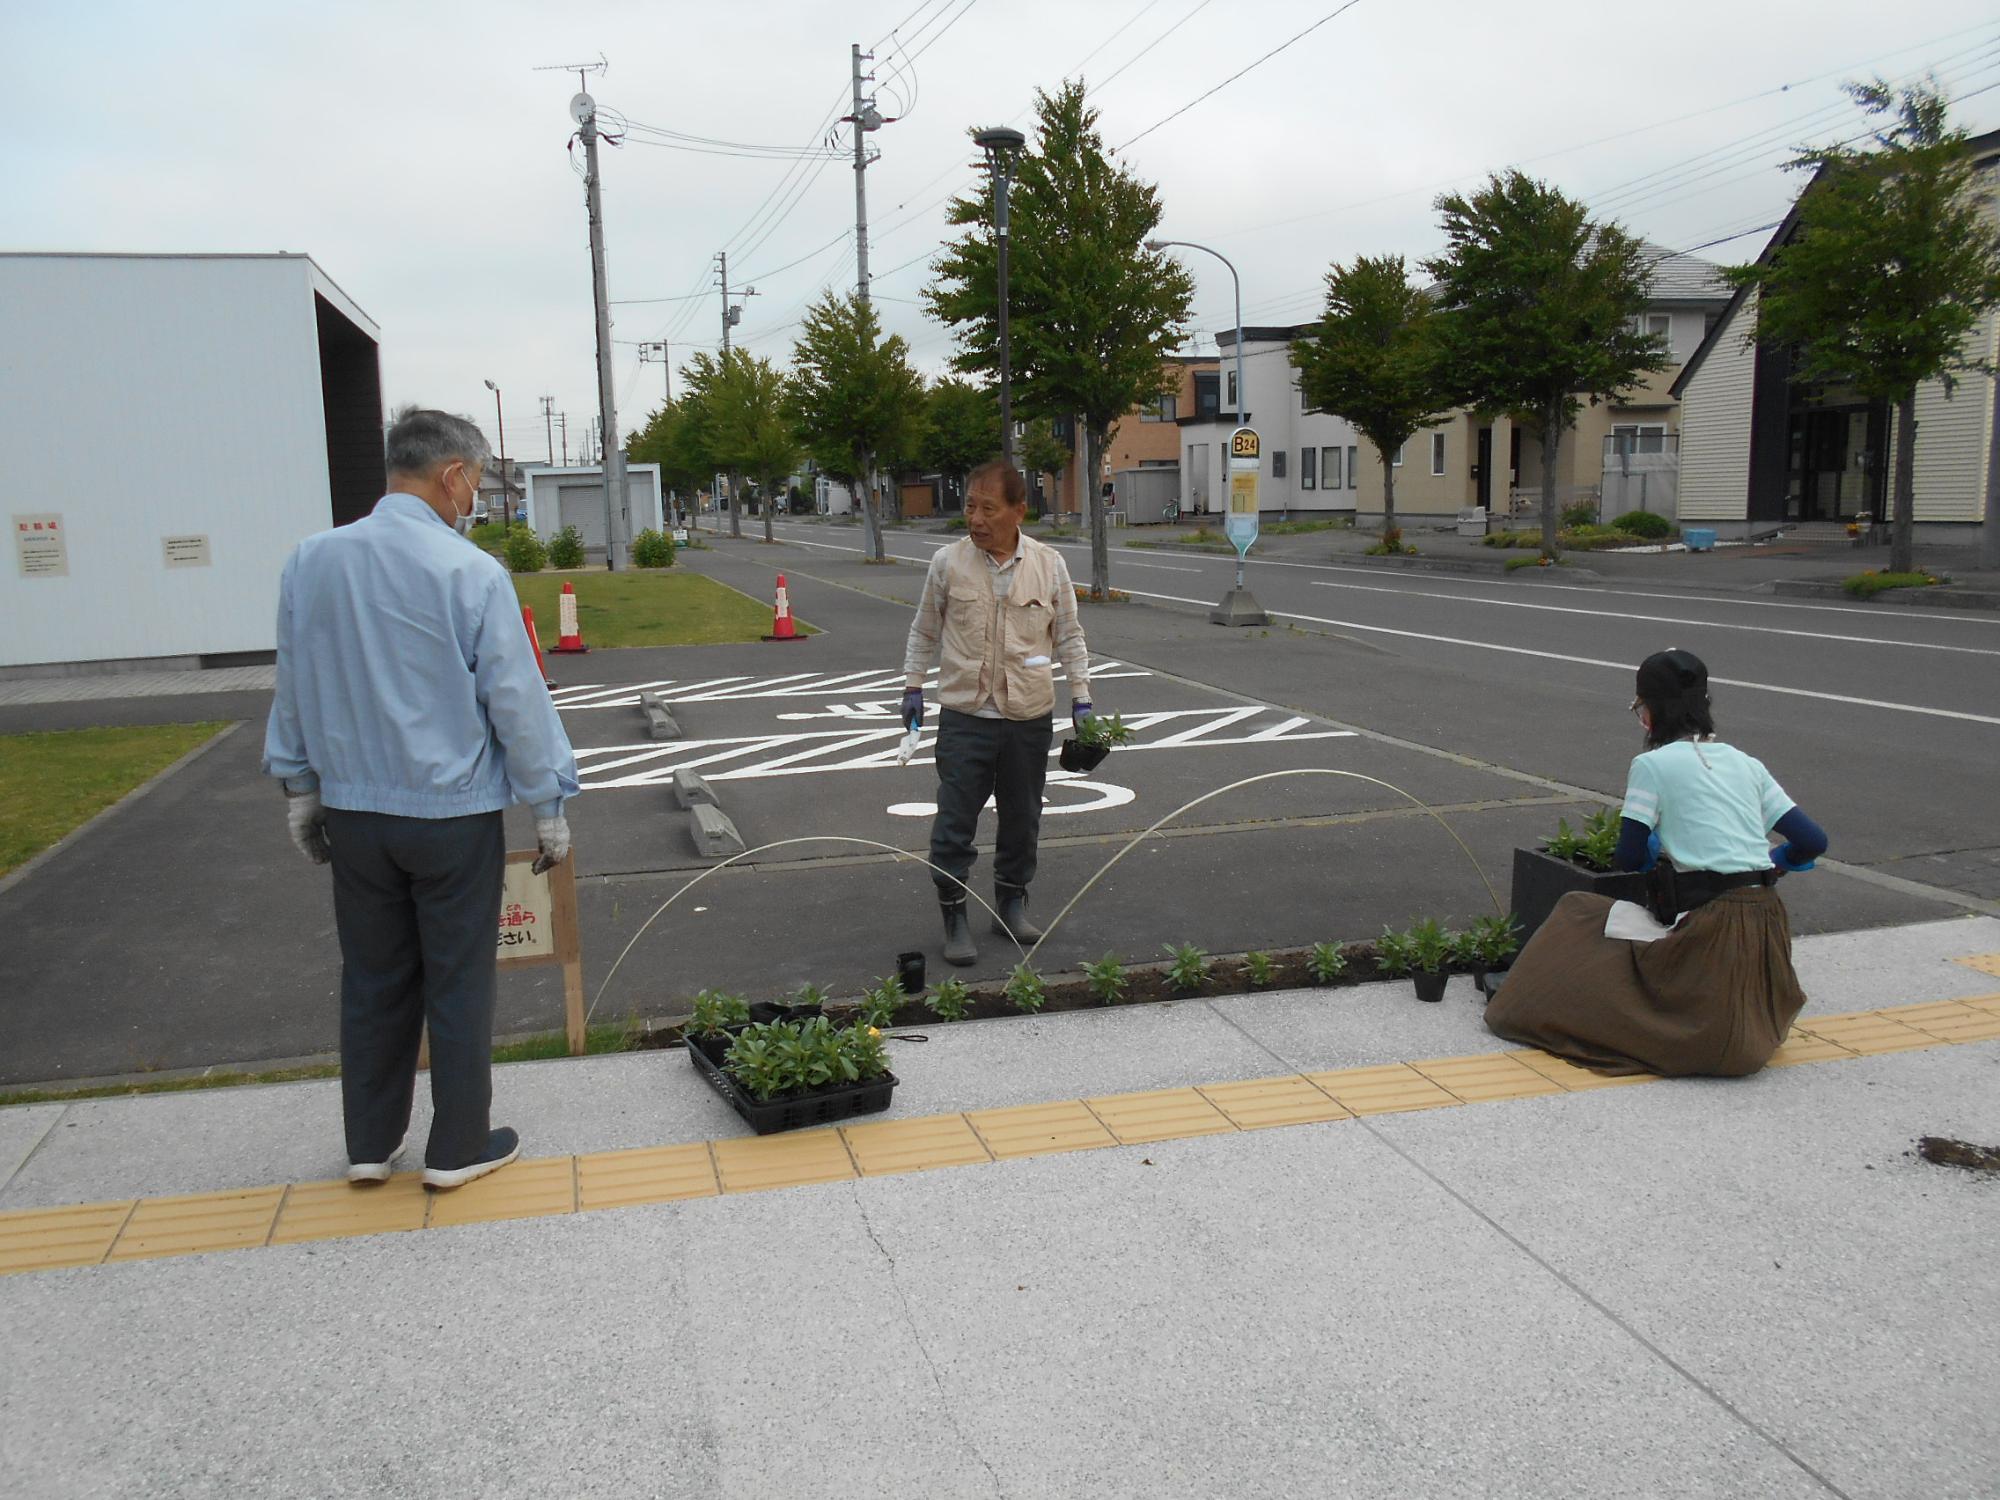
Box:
[496,860,555,959]
[14,514,68,578]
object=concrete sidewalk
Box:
[3,915,1997,1497]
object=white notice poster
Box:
[496,860,556,962]
[14,514,68,578]
[163,535,212,569]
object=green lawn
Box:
[511,570,812,649]
[0,722,228,876]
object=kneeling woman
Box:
[1486,649,1828,1077]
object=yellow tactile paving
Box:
[1951,952,2000,977]
[105,1187,285,1263]
[1797,1012,1945,1056]
[841,1114,992,1176]
[0,1200,135,1274]
[427,1156,577,1228]
[1885,1001,2000,1043]
[269,1174,430,1244]
[1412,1053,1564,1104]
[1764,1029,1858,1068]
[1506,1050,1657,1090]
[712,1129,857,1193]
[1197,1075,1355,1129]
[1085,1088,1236,1145]
[1305,1063,1459,1116]
[577,1144,720,1211]
[5,995,1997,1278]
[966,1100,1117,1159]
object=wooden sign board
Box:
[497,850,586,1054]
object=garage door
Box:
[557,485,607,548]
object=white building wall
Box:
[1883,305,1996,523]
[1676,290,1758,521]
[522,465,663,540]
[0,255,349,669]
[1229,337,1360,514]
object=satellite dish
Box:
[570,91,595,124]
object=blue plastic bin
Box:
[1683,527,1716,552]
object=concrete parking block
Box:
[1412,1052,1565,1104]
[689,804,746,859]
[1799,1012,1946,1055]
[105,1186,284,1263]
[576,1143,719,1211]
[712,1128,856,1193]
[671,768,719,809]
[966,1100,1116,1159]
[268,1175,429,1245]
[1084,1087,1235,1145]
[0,1200,133,1274]
[1196,1074,1354,1129]
[1506,1049,1657,1090]
[644,704,682,740]
[1306,1062,1458,1115]
[840,1114,991,1176]
[427,1157,578,1228]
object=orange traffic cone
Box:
[551,579,590,653]
[763,573,803,642]
[520,606,557,690]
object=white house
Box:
[1175,329,1364,518]
[0,252,382,675]
[522,464,665,547]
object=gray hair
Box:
[385,407,492,477]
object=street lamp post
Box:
[482,379,509,522]
[1145,238,1267,626]
[974,126,1027,469]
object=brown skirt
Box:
[1483,887,1807,1077]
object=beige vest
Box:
[936,536,1060,720]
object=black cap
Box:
[1636,648,1708,705]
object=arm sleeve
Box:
[1614,817,1656,872]
[1773,807,1827,860]
[1047,551,1091,703]
[904,550,950,688]
[471,571,581,819]
[1619,754,1660,829]
[260,552,318,793]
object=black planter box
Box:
[1510,846,1649,947]
[686,1028,897,1135]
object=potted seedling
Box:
[1372,927,1415,980]
[1455,914,1522,998]
[1306,942,1348,985]
[1084,952,1129,1005]
[856,974,905,1029]
[927,977,971,1022]
[691,1013,897,1134]
[1510,808,1648,945]
[1404,918,1452,1003]
[1005,963,1047,1013]
[1060,711,1135,773]
[688,989,750,1038]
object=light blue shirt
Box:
[1620,739,1793,874]
[263,492,580,819]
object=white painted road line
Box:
[1305,578,2000,657]
[1123,587,2000,728]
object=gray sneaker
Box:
[422,1128,522,1190]
[347,1133,407,1185]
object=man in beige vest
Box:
[903,459,1094,965]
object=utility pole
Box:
[540,395,555,465]
[575,77,631,568]
[638,340,672,403]
[483,379,510,520]
[716,252,759,356]
[849,43,879,305]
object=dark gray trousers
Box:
[326,809,504,1170]
[929,708,1054,900]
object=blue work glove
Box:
[901,688,924,729]
[1072,700,1094,729]
[1770,843,1817,874]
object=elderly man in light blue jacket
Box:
[265,408,579,1191]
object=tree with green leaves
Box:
[1726,80,2000,572]
[1423,171,1667,559]
[705,352,800,544]
[628,399,711,521]
[1291,255,1451,543]
[919,377,1000,511]
[789,291,927,561]
[927,81,1194,597]
[672,352,742,536]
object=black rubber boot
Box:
[940,900,979,967]
[993,884,1043,943]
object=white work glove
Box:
[285,789,331,865]
[533,815,571,875]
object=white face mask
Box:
[451,466,478,535]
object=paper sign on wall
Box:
[14,514,68,578]
[163,535,212,569]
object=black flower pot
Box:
[1060,738,1111,773]
[748,1000,823,1025]
[896,950,927,996]
[1412,971,1449,1004]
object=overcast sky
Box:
[7,0,1999,464]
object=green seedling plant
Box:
[1405,918,1452,975]
[1373,927,1416,977]
[791,981,831,1011]
[1307,942,1348,985]
[857,975,904,1029]
[1463,914,1522,968]
[927,977,971,1022]
[1542,808,1620,872]
[1242,950,1277,989]
[1075,713,1137,750]
[1084,952,1129,1005]
[1165,942,1210,994]
[722,1017,891,1101]
[689,989,750,1038]
[1005,963,1047,1013]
